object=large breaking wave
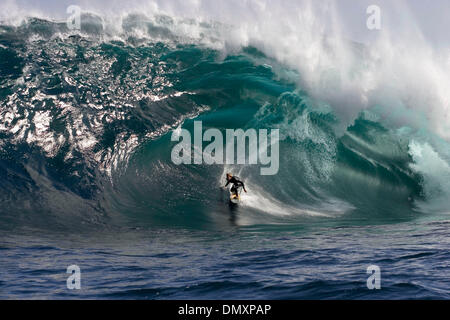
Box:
[1,0,449,231]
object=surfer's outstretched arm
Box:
[235,179,247,193]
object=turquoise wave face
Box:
[0,17,447,232]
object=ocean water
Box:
[3,219,450,299]
[1,1,450,299]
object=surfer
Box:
[225,173,247,200]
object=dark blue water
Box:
[2,217,450,299]
[1,15,450,299]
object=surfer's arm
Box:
[238,180,247,192]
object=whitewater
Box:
[1,0,450,299]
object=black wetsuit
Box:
[225,177,245,197]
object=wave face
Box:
[1,2,450,231]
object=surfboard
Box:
[229,193,240,204]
